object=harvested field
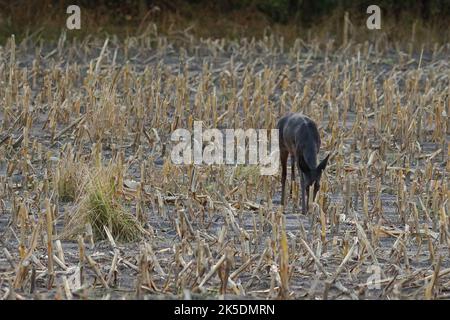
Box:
[0,30,449,300]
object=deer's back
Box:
[277,113,321,164]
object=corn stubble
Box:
[0,26,449,300]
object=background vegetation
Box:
[1,0,449,46]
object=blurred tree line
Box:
[2,0,449,25]
[69,0,450,24]
[1,0,449,43]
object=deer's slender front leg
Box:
[290,156,295,199]
[280,150,288,207]
[300,171,307,215]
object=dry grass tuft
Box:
[61,163,146,243]
[56,151,86,202]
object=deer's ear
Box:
[317,154,330,172]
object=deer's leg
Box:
[280,149,288,207]
[300,170,307,215]
[290,155,295,199]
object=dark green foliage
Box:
[3,0,447,23]
[0,0,448,43]
[172,0,450,23]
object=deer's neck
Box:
[294,141,316,171]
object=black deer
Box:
[277,112,330,214]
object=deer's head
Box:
[302,154,330,199]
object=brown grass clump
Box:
[61,163,146,242]
[56,149,86,202]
